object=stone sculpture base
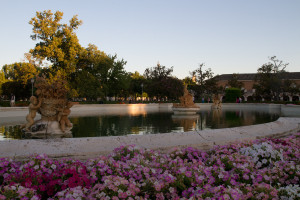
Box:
[22,120,73,139]
[172,107,200,115]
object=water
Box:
[0,109,280,140]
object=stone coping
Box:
[0,117,299,160]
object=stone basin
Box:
[172,107,201,115]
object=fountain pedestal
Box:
[22,120,72,139]
[172,107,200,115]
[172,85,200,115]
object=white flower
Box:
[279,184,300,199]
[9,168,16,173]
[51,164,56,170]
[262,159,267,164]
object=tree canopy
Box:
[143,63,183,100]
[189,63,220,100]
[254,56,288,101]
[29,10,83,77]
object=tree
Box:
[129,71,146,101]
[2,62,39,85]
[72,70,103,100]
[69,43,129,100]
[191,63,214,86]
[254,56,288,101]
[0,71,7,95]
[282,79,300,100]
[189,63,219,99]
[29,10,83,78]
[182,76,196,86]
[70,44,109,99]
[161,77,184,100]
[1,81,31,100]
[228,73,244,89]
[144,63,173,80]
[143,63,183,100]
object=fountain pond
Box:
[0,108,280,140]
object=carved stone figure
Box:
[173,85,199,108]
[58,101,74,132]
[172,85,200,115]
[22,96,42,131]
[21,75,73,138]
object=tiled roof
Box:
[215,72,300,81]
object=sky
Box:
[0,0,299,79]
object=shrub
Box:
[224,88,242,103]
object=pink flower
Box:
[243,174,249,180]
[230,179,237,186]
[256,175,263,182]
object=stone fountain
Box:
[21,76,75,138]
[172,85,200,115]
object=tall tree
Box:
[182,76,196,86]
[29,10,83,77]
[70,44,128,100]
[254,56,288,101]
[2,62,39,85]
[189,63,219,99]
[144,63,183,100]
[129,71,146,100]
[191,63,213,86]
[0,71,7,95]
[144,63,173,80]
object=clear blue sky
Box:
[1,0,299,78]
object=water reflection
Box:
[171,115,199,132]
[0,110,280,140]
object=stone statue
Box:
[173,85,199,108]
[212,94,222,110]
[21,75,73,138]
[22,96,42,131]
[172,85,200,115]
[57,101,74,132]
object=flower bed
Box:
[0,134,299,199]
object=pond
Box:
[0,109,280,140]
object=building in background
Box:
[216,72,300,102]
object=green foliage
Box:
[129,71,145,100]
[143,63,183,100]
[0,101,10,107]
[254,56,289,101]
[182,76,196,86]
[189,63,220,100]
[0,71,7,95]
[29,10,83,77]
[224,88,241,103]
[1,81,32,100]
[70,44,129,100]
[2,62,38,85]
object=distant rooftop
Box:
[215,72,300,81]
